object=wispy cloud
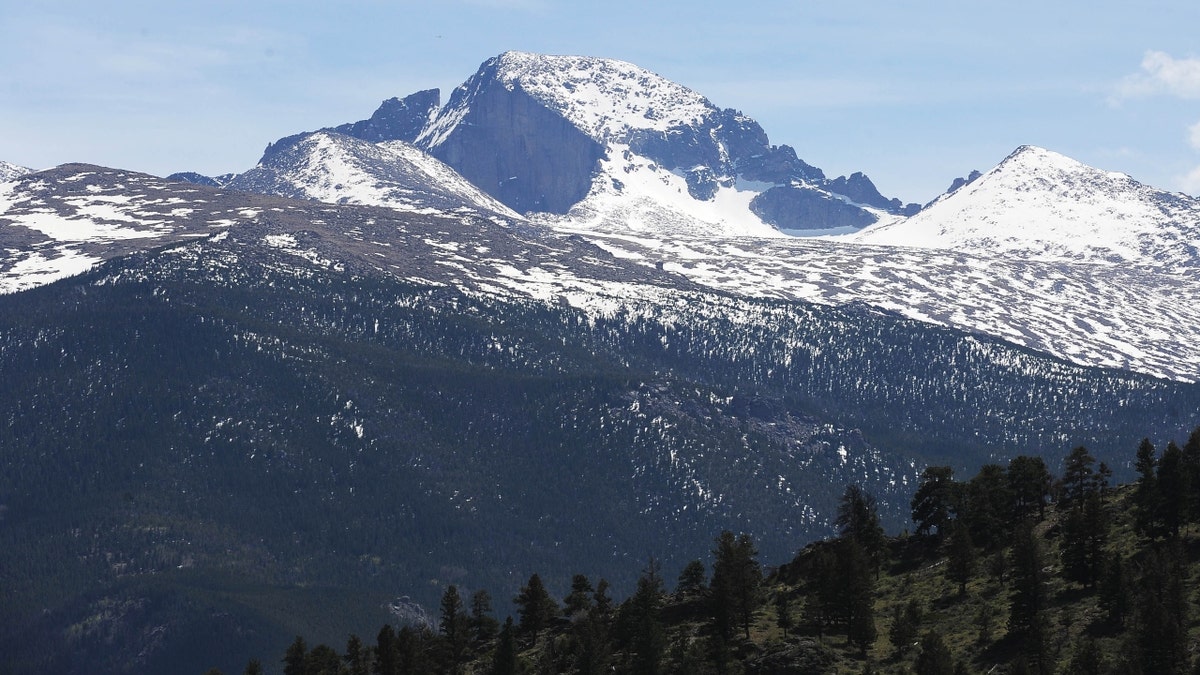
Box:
[1115,50,1200,100]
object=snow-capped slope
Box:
[0,161,32,182]
[420,51,715,148]
[855,146,1200,270]
[228,131,520,219]
[413,51,914,234]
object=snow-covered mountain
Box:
[0,161,32,182]
[854,145,1200,270]
[227,130,520,219]
[405,51,916,236]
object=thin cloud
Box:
[1115,50,1200,100]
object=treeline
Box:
[207,428,1200,675]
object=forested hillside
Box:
[234,433,1200,675]
[2,237,1198,674]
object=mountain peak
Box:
[479,51,716,144]
[0,161,32,182]
[854,145,1200,269]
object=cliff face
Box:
[426,80,604,215]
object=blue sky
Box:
[2,0,1198,203]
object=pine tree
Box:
[1133,545,1189,674]
[1007,522,1045,640]
[837,538,877,656]
[1007,455,1052,522]
[1133,438,1161,538]
[710,530,762,640]
[283,636,307,675]
[242,660,264,675]
[344,635,369,675]
[674,560,707,599]
[470,589,499,644]
[946,520,976,597]
[627,559,667,675]
[1159,441,1188,538]
[515,573,559,640]
[374,625,397,675]
[911,466,957,540]
[489,617,518,675]
[775,590,793,638]
[889,599,922,658]
[961,464,1012,551]
[439,584,470,672]
[1059,446,1109,588]
[564,574,595,619]
[837,484,887,572]
[305,644,341,675]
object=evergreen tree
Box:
[305,644,342,675]
[283,636,308,675]
[1098,552,1130,628]
[242,660,264,675]
[914,630,954,675]
[564,574,595,619]
[1059,445,1104,509]
[395,625,431,675]
[837,484,887,571]
[1007,456,1052,522]
[1132,545,1189,674]
[837,538,877,656]
[627,559,667,675]
[374,625,397,675]
[1007,522,1045,640]
[1008,523,1050,673]
[489,617,518,675]
[515,573,559,640]
[593,578,614,618]
[674,560,707,599]
[775,590,793,638]
[344,635,369,675]
[470,589,499,644]
[1133,438,1161,538]
[889,600,922,658]
[1183,427,1200,523]
[710,530,762,640]
[961,464,1012,551]
[1159,441,1188,538]
[910,466,957,540]
[945,520,976,597]
[439,585,470,672]
[1059,446,1109,588]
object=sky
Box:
[2,0,1199,204]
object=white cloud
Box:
[1116,50,1200,100]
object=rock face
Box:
[417,59,605,215]
[332,89,441,144]
[409,52,916,232]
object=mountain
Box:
[854,145,1200,270]
[337,51,915,237]
[3,164,1198,674]
[227,130,520,218]
[1,160,32,182]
